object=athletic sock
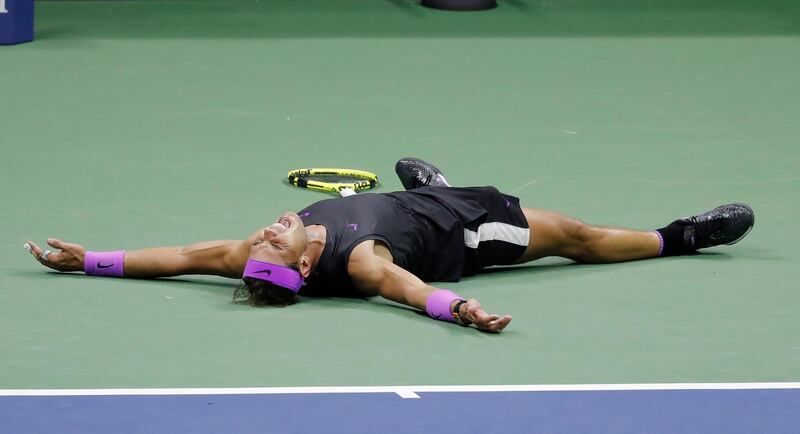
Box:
[654,220,694,256]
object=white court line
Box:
[1,383,799,399]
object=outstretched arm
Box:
[25,235,258,279]
[347,241,512,332]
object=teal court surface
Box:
[1,0,799,432]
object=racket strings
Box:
[287,168,378,194]
[305,175,369,184]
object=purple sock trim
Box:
[84,250,125,277]
[425,289,463,322]
[653,231,664,256]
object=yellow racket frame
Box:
[287,168,378,194]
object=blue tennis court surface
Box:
[2,384,798,433]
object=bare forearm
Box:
[27,235,253,281]
[122,240,247,279]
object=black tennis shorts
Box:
[409,186,530,276]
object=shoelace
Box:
[411,171,433,189]
[685,214,726,246]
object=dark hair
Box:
[233,263,302,307]
[234,278,299,307]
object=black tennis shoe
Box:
[679,203,755,250]
[395,157,451,190]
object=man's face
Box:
[249,212,309,266]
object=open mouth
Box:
[278,216,291,229]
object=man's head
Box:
[234,212,313,307]
[249,212,310,266]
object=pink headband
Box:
[242,259,304,293]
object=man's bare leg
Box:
[515,203,755,264]
[514,208,661,264]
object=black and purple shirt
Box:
[298,186,528,297]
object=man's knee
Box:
[519,209,599,262]
[560,220,601,261]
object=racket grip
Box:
[339,187,357,197]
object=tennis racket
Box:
[287,168,378,197]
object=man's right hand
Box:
[24,238,86,272]
[459,299,512,333]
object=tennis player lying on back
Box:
[25,158,755,333]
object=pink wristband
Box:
[84,250,126,277]
[425,289,464,322]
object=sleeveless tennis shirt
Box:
[298,186,527,297]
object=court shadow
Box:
[35,0,800,40]
[367,297,520,336]
[9,250,754,319]
[140,276,239,296]
[12,269,237,295]
[456,251,743,286]
[719,246,786,261]
[503,0,543,16]
[383,0,426,17]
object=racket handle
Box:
[339,187,357,197]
